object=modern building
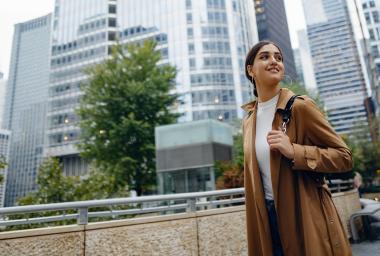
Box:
[302,0,370,135]
[46,0,258,175]
[0,129,10,207]
[155,119,233,194]
[3,14,52,206]
[292,48,305,86]
[253,0,297,80]
[361,0,380,115]
[297,29,317,91]
[0,73,6,128]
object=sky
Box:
[0,0,306,79]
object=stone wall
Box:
[332,189,362,238]
[0,189,360,255]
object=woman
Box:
[242,41,353,255]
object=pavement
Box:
[351,240,380,255]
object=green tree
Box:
[0,155,7,184]
[77,40,179,195]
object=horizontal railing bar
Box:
[88,204,189,218]
[0,188,245,215]
[0,214,78,226]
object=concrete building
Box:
[253,0,297,80]
[302,0,370,135]
[0,129,10,207]
[46,0,258,175]
[3,15,52,206]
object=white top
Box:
[255,93,279,200]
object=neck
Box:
[256,83,281,102]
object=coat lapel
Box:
[242,101,271,237]
[270,88,295,209]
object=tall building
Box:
[297,29,317,91]
[0,129,10,207]
[0,73,6,128]
[46,0,258,175]
[302,0,370,135]
[361,0,380,115]
[292,48,305,86]
[3,15,52,206]
[253,0,297,80]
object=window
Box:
[109,4,116,14]
[363,3,367,9]
[188,43,195,54]
[369,29,375,40]
[187,13,193,24]
[373,11,379,23]
[189,58,196,69]
[370,1,375,7]
[365,12,371,24]
[186,0,191,9]
[108,18,116,27]
[187,28,194,37]
[371,45,379,58]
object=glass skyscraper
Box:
[46,0,258,175]
[361,0,380,115]
[302,0,370,135]
[0,129,10,207]
[3,14,52,206]
[254,0,297,81]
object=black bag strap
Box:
[279,95,299,133]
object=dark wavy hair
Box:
[245,41,284,97]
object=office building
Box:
[0,73,6,128]
[302,0,370,135]
[46,0,258,175]
[3,15,52,206]
[361,0,380,115]
[254,0,297,80]
[0,130,10,207]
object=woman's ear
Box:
[247,65,255,78]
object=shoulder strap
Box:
[280,95,299,133]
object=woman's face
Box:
[248,44,284,86]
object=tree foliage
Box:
[0,155,7,184]
[17,158,127,206]
[77,40,179,195]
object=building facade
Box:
[0,129,10,207]
[253,0,297,80]
[0,73,6,128]
[361,0,380,115]
[3,14,52,206]
[46,0,258,175]
[302,0,370,135]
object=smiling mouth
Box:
[267,67,279,73]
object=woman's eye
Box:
[260,55,268,60]
[275,56,282,62]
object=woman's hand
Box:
[267,129,295,160]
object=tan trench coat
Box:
[242,88,352,256]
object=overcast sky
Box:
[0,0,306,79]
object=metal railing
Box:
[328,179,354,193]
[0,188,245,228]
[0,179,354,229]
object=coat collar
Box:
[241,88,295,114]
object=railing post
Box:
[78,208,88,225]
[187,198,196,212]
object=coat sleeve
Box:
[291,97,353,173]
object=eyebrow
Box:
[258,51,282,55]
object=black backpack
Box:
[280,95,354,182]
